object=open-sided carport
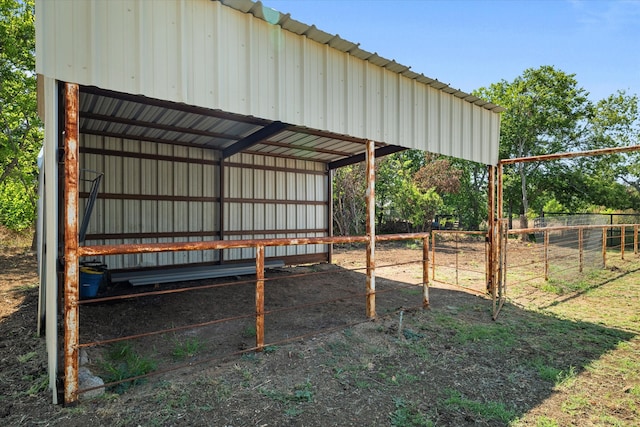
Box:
[35,0,502,403]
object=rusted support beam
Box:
[488,165,496,296]
[365,140,376,319]
[79,235,369,257]
[500,144,640,165]
[621,225,626,260]
[328,168,334,264]
[255,245,265,351]
[63,83,80,404]
[422,237,429,309]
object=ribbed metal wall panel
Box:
[224,153,328,260]
[79,134,221,269]
[37,0,501,165]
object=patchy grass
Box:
[2,245,639,426]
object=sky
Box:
[262,0,640,102]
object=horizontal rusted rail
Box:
[505,224,636,234]
[499,145,640,165]
[80,235,368,256]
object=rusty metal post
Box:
[579,228,584,273]
[544,230,549,281]
[602,228,607,268]
[255,244,265,351]
[422,237,429,308]
[365,140,376,319]
[431,232,436,281]
[63,83,80,404]
[328,168,334,264]
[487,165,496,295]
[455,232,459,286]
[635,225,638,256]
[621,225,625,260]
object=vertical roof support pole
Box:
[488,165,497,316]
[365,140,376,319]
[328,168,334,264]
[63,82,80,404]
[255,244,265,351]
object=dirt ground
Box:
[1,238,638,426]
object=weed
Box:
[555,365,577,388]
[284,406,303,417]
[17,351,38,363]
[171,336,203,361]
[443,389,515,423]
[389,397,432,427]
[25,373,49,396]
[263,345,279,354]
[240,352,258,363]
[241,325,256,338]
[533,415,560,426]
[561,394,590,416]
[261,379,313,403]
[99,343,157,394]
[531,358,562,383]
[402,328,424,341]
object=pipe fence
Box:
[74,233,432,399]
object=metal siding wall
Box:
[80,134,220,269]
[222,153,328,261]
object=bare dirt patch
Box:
[1,239,638,426]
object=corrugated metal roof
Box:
[38,0,503,166]
[79,86,374,165]
[220,0,504,113]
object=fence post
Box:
[544,230,549,281]
[255,245,265,351]
[579,228,584,273]
[635,225,638,255]
[602,228,607,268]
[621,225,625,260]
[431,232,436,281]
[422,237,429,308]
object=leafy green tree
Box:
[446,159,489,230]
[394,179,443,232]
[0,0,41,230]
[332,164,366,236]
[475,66,636,228]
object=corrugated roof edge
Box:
[218,0,505,113]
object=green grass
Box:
[171,336,203,361]
[99,343,157,394]
[443,389,515,423]
[389,397,433,427]
[259,379,314,417]
[241,325,256,338]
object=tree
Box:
[446,159,488,230]
[0,0,42,230]
[332,164,366,236]
[476,66,591,229]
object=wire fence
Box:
[73,223,640,398]
[505,224,639,289]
